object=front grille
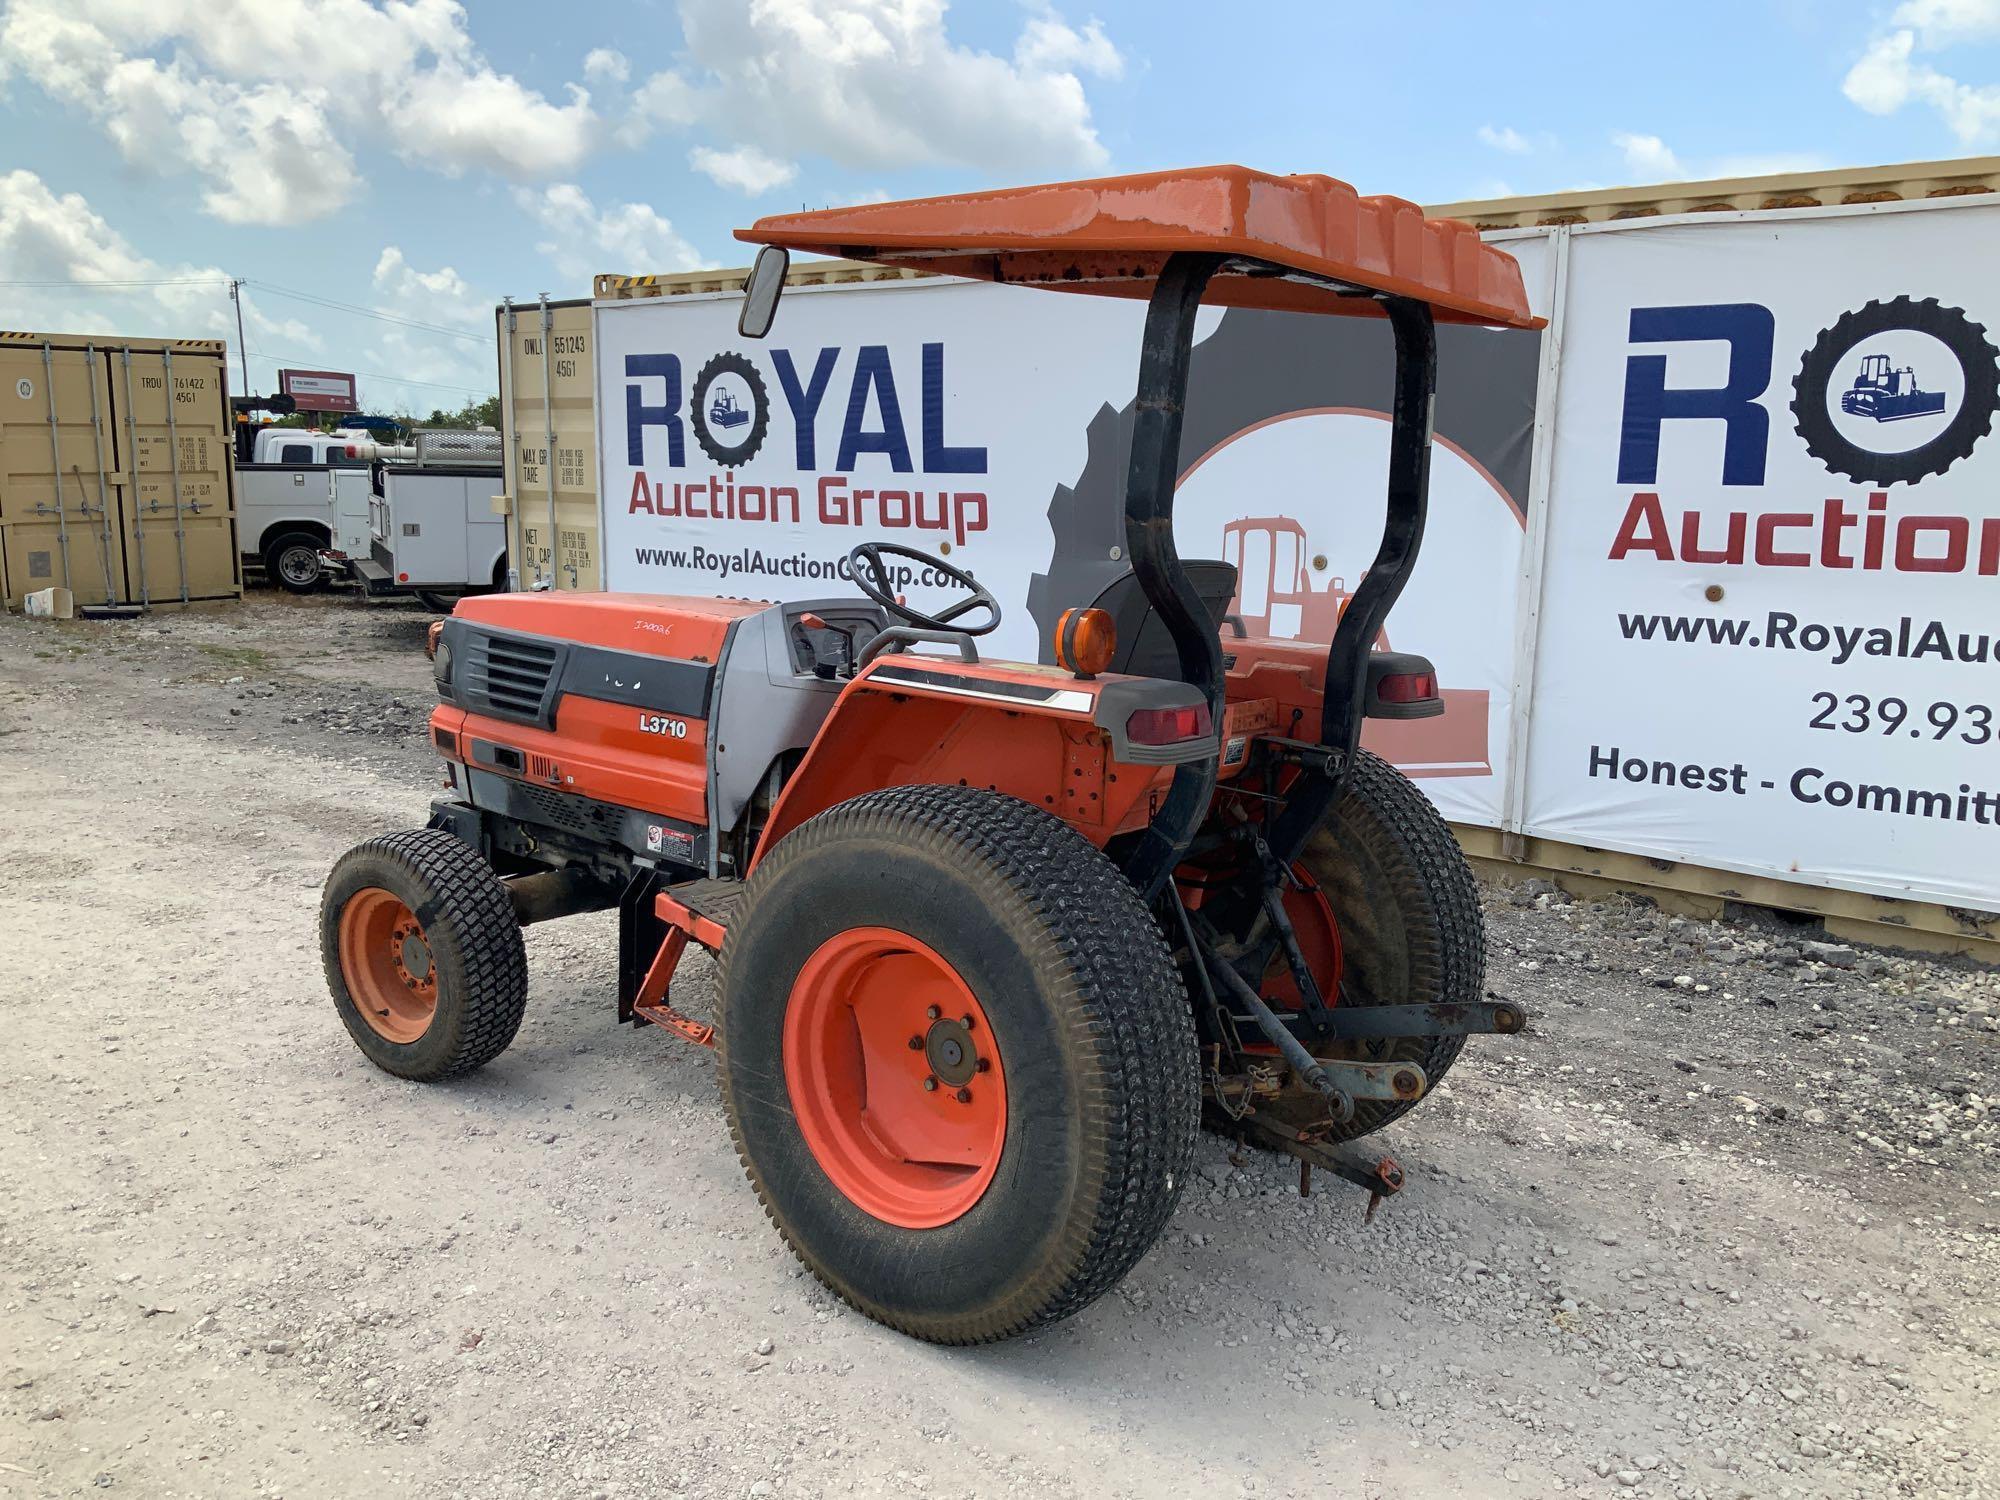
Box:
[463,631,560,723]
[512,782,627,841]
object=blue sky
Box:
[1,0,1994,412]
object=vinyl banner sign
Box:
[1523,203,2000,910]
[595,278,1541,826]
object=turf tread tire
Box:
[321,828,528,1080]
[1300,748,1486,1140]
[718,785,1199,1345]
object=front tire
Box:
[320,829,528,1080]
[718,785,1198,1345]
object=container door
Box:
[0,340,127,608]
[110,346,240,604]
[504,299,599,588]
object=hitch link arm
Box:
[1199,948,1356,1123]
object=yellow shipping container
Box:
[0,330,240,610]
[494,296,599,591]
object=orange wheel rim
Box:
[1263,862,1344,1011]
[338,887,438,1044]
[782,927,1006,1229]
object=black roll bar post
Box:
[1266,293,1438,868]
[1118,250,1225,901]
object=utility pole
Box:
[229,279,251,395]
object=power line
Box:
[0,276,231,288]
[245,279,489,343]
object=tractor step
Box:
[656,877,745,944]
[628,877,747,1049]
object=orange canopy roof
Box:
[737,166,1542,330]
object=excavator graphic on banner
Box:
[1221,516,1492,778]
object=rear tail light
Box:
[1376,671,1436,704]
[1125,702,1213,745]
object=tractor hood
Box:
[449,591,768,664]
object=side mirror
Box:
[738,246,789,339]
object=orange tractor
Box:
[321,167,1542,1345]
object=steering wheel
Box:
[846,541,1001,636]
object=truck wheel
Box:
[263,531,328,594]
[1293,748,1486,1141]
[321,829,528,1081]
[719,785,1198,1344]
[415,590,457,613]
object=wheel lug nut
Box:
[955,1088,972,1104]
[922,1077,938,1092]
[907,1035,923,1050]
[960,1014,974,1029]
[925,1005,941,1020]
[975,1057,990,1073]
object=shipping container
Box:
[0,330,240,610]
[494,296,598,591]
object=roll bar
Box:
[1119,254,1439,898]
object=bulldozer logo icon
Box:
[1791,295,1999,486]
[689,351,771,468]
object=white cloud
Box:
[0,169,316,361]
[365,247,494,397]
[584,47,630,85]
[1015,14,1123,78]
[1612,131,1685,181]
[1477,124,1534,154]
[1889,0,2000,45]
[1842,2,2000,145]
[516,184,705,282]
[690,145,800,196]
[631,0,1124,175]
[0,1,605,225]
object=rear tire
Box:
[415,590,457,613]
[1298,748,1486,1140]
[718,785,1198,1345]
[264,531,328,594]
[321,829,528,1080]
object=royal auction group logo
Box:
[1790,295,2000,486]
[688,351,771,468]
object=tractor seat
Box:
[1081,561,1238,677]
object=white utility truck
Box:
[237,428,412,593]
[330,428,507,611]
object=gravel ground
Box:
[2,592,1995,1500]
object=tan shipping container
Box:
[495,296,599,591]
[0,330,240,610]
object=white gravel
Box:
[2,594,1995,1500]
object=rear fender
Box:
[746,656,1211,871]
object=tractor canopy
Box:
[736,165,1543,329]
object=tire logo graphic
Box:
[690,351,770,468]
[1790,295,1999,485]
